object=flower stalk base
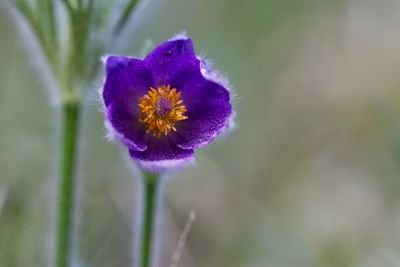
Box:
[55,100,81,267]
[140,172,160,267]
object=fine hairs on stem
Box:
[141,172,160,267]
[9,0,236,266]
[8,1,146,266]
[56,100,81,267]
[139,178,196,267]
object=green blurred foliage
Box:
[2,0,400,266]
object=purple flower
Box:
[102,35,235,173]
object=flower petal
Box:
[106,103,147,151]
[171,99,232,149]
[129,136,194,173]
[103,56,154,108]
[166,64,233,149]
[101,37,236,173]
[144,38,198,86]
[170,65,230,110]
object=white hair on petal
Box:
[198,56,235,94]
[219,110,238,138]
[104,120,117,143]
[97,86,104,104]
[169,31,189,41]
[197,56,238,137]
[101,55,110,66]
[137,157,195,173]
[104,117,148,152]
[88,83,106,114]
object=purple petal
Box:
[101,37,236,173]
[129,136,194,173]
[106,103,147,151]
[103,56,154,108]
[170,65,230,110]
[171,99,232,149]
[218,110,237,137]
[167,64,233,150]
[144,38,198,86]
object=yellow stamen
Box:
[138,85,188,137]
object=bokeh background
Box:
[2,0,400,266]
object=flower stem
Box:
[140,172,160,267]
[55,100,81,267]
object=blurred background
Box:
[2,0,400,266]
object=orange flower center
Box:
[138,85,188,137]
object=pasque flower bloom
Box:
[102,35,234,172]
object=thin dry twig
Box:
[0,186,7,220]
[168,211,196,267]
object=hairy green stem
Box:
[55,100,81,267]
[140,172,160,267]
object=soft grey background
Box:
[2,0,400,266]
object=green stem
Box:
[55,100,81,267]
[114,0,139,35]
[140,172,160,267]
